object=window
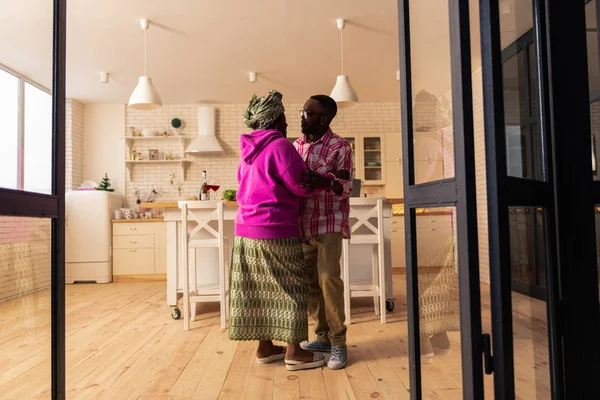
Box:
[0,66,52,194]
[0,69,19,190]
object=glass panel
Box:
[596,206,600,299]
[363,137,382,182]
[0,216,52,397]
[0,68,19,190]
[587,1,600,181]
[409,0,455,185]
[23,83,52,194]
[415,206,462,398]
[501,1,544,181]
[587,0,600,96]
[508,206,551,399]
[528,43,538,118]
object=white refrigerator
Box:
[66,191,123,283]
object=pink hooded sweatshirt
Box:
[235,129,316,239]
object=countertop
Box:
[142,198,401,209]
[112,218,164,223]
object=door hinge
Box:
[482,333,494,375]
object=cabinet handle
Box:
[428,220,435,223]
[130,249,137,252]
[130,227,137,230]
[130,240,138,244]
[429,228,436,231]
[391,221,397,224]
[391,229,398,232]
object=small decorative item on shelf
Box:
[128,127,136,137]
[165,152,174,160]
[149,149,159,160]
[171,118,184,135]
[96,173,115,192]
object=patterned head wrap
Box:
[243,90,285,130]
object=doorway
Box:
[398,0,600,398]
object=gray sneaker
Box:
[327,345,347,370]
[301,340,332,353]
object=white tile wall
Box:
[66,99,84,191]
[123,102,401,206]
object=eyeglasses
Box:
[300,110,328,119]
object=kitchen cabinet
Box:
[388,212,455,270]
[390,215,406,268]
[112,221,167,277]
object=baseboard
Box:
[113,274,167,282]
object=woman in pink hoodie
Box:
[229,91,334,371]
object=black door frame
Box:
[398,0,484,398]
[480,0,600,398]
[0,0,66,397]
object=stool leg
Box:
[190,249,197,322]
[181,213,190,331]
[342,239,351,325]
[378,239,386,324]
[372,245,380,316]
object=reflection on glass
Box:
[587,0,600,180]
[0,216,51,397]
[503,45,544,180]
[416,207,462,397]
[24,83,52,194]
[596,206,600,299]
[0,68,20,190]
[409,0,454,185]
[508,207,551,399]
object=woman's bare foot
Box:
[256,340,285,359]
[285,343,318,362]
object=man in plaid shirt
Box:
[293,95,353,370]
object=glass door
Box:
[0,0,66,398]
[479,0,600,397]
[398,0,485,398]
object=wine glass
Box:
[210,177,221,200]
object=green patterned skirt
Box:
[228,236,309,343]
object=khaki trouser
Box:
[303,233,347,346]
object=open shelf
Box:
[125,160,191,181]
[124,136,190,146]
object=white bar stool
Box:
[179,201,231,330]
[341,198,386,324]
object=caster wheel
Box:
[172,307,181,320]
[386,300,395,312]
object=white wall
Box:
[83,104,126,196]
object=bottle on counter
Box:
[200,170,209,201]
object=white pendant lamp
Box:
[128,18,162,110]
[330,18,359,109]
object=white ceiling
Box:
[1,0,566,104]
[0,0,402,104]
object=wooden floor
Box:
[0,274,549,399]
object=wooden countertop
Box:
[112,218,164,223]
[140,201,238,208]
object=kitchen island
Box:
[141,198,395,316]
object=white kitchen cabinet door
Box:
[113,248,155,275]
[385,161,404,198]
[390,216,406,269]
[154,222,167,274]
[385,133,403,162]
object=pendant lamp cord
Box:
[340,28,344,75]
[144,27,147,76]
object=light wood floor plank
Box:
[0,276,551,398]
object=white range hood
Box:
[185,106,224,154]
